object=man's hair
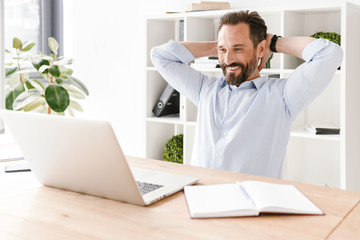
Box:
[217,10,267,48]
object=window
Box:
[4,0,41,60]
[4,0,63,58]
[0,0,63,132]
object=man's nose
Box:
[224,51,235,65]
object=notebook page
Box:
[240,181,323,214]
[184,183,259,218]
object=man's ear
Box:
[257,39,267,58]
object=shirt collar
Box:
[221,75,268,90]
[251,75,267,90]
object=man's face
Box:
[217,23,259,86]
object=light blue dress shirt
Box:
[151,39,343,178]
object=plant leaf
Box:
[5,67,17,77]
[22,96,46,111]
[12,89,42,110]
[22,42,36,52]
[39,65,51,74]
[62,66,73,75]
[54,57,73,66]
[5,83,25,110]
[39,55,53,61]
[67,106,75,117]
[31,57,50,71]
[26,79,45,92]
[17,68,38,74]
[48,37,59,55]
[67,75,89,96]
[62,85,85,99]
[6,72,21,87]
[45,85,70,112]
[25,81,34,90]
[49,65,61,77]
[69,100,83,112]
[13,37,22,50]
[41,73,50,82]
[28,79,45,92]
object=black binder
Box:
[152,84,179,117]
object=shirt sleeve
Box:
[283,39,343,120]
[150,40,215,105]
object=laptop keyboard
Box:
[136,181,164,195]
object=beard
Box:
[220,55,258,87]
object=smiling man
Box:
[150,10,342,178]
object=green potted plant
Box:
[265,53,273,69]
[310,31,341,46]
[163,134,183,164]
[5,37,88,115]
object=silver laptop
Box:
[0,110,198,206]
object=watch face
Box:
[270,35,280,53]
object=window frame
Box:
[40,0,63,56]
[1,0,5,133]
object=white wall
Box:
[63,0,360,158]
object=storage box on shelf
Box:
[145,2,360,191]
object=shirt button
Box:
[223,132,227,136]
[216,154,220,158]
[228,109,232,113]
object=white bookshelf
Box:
[145,2,360,191]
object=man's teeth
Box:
[228,66,240,70]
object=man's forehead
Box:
[217,23,252,47]
[218,22,250,35]
[218,23,250,38]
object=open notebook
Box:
[184,180,323,218]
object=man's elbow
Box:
[329,42,343,69]
[150,46,160,66]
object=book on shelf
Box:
[190,56,220,70]
[268,73,280,78]
[193,56,219,64]
[306,124,340,135]
[187,1,230,11]
[184,180,323,218]
[179,20,184,42]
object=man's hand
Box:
[258,34,274,72]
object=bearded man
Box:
[151,10,342,178]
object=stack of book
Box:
[190,56,220,70]
[187,1,230,11]
[306,124,340,135]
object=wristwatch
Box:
[270,35,281,53]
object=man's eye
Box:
[219,48,226,53]
[234,48,242,52]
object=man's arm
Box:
[275,36,315,59]
[151,40,218,105]
[180,41,218,58]
[261,33,343,119]
[258,34,316,71]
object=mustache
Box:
[220,62,244,68]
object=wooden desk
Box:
[0,156,359,240]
